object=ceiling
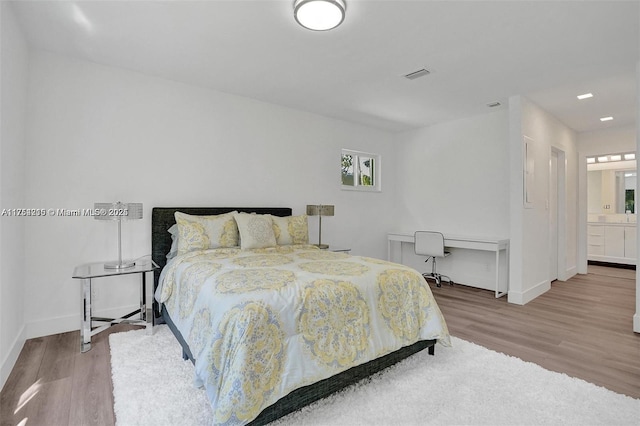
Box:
[9,0,640,133]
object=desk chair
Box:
[414,231,453,287]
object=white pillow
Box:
[175,211,239,255]
[166,224,179,260]
[234,213,277,250]
[271,215,309,245]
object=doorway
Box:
[550,150,559,281]
[550,147,566,282]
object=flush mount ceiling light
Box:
[294,0,346,31]
[577,93,593,100]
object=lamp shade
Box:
[306,204,334,216]
[94,202,143,220]
[294,0,346,31]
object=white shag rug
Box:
[110,325,639,426]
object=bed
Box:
[152,207,450,425]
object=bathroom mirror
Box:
[587,157,636,215]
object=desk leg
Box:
[495,247,508,298]
[388,240,403,263]
[81,278,92,352]
[141,271,154,334]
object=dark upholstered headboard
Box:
[151,207,292,303]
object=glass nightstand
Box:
[72,260,157,352]
[321,247,351,253]
[330,247,351,253]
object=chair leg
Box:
[433,258,441,287]
[438,274,454,286]
[422,257,453,287]
[422,257,438,286]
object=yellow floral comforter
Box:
[156,245,450,425]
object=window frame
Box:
[341,149,381,192]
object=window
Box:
[625,189,635,213]
[341,149,381,192]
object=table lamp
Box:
[94,201,143,269]
[306,204,334,249]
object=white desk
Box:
[387,232,509,298]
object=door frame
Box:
[551,146,567,281]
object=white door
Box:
[550,151,559,281]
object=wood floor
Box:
[433,264,640,399]
[1,265,638,425]
[0,323,139,426]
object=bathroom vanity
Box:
[587,217,636,265]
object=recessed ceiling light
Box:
[577,93,593,100]
[610,155,622,161]
[625,153,635,160]
[600,116,614,122]
[598,156,609,162]
[587,157,596,164]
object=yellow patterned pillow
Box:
[271,215,309,245]
[175,211,239,255]
[234,213,277,250]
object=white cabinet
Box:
[588,223,636,265]
[604,226,625,258]
[625,227,636,259]
[587,225,604,256]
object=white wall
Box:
[509,95,579,305]
[579,125,636,155]
[636,59,640,333]
[0,3,28,389]
[22,51,397,339]
[393,110,511,289]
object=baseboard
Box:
[588,260,636,270]
[1,324,26,391]
[26,312,80,339]
[25,304,141,339]
[588,256,636,266]
[561,266,578,281]
[448,273,497,292]
[507,279,550,305]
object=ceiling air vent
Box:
[486,101,501,108]
[404,68,431,80]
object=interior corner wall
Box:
[22,50,397,339]
[0,3,28,390]
[508,95,579,305]
[633,58,640,333]
[393,110,511,289]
